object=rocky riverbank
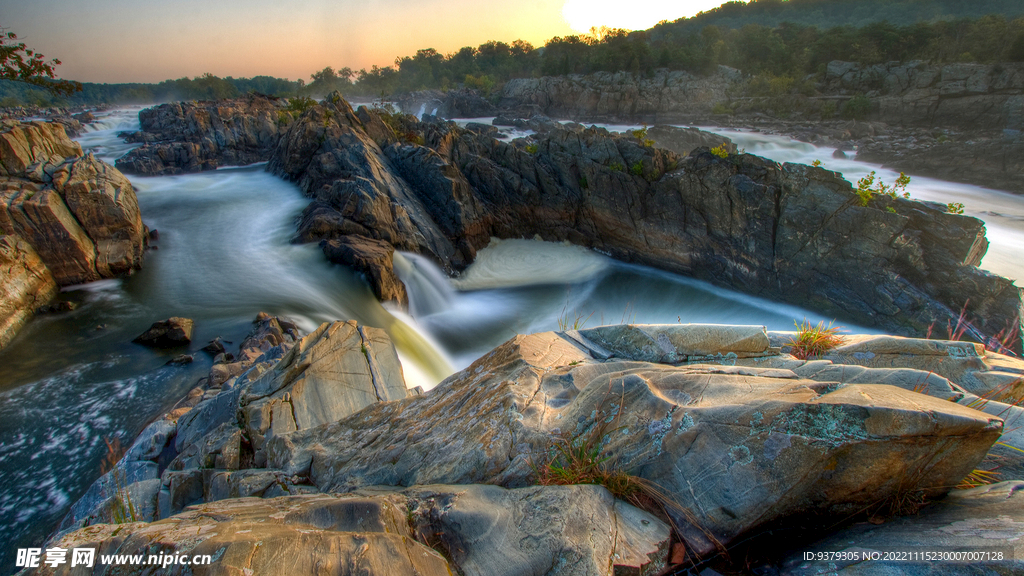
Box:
[0,120,147,347]
[112,92,1023,351]
[37,320,1024,574]
[396,60,1024,194]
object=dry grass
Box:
[102,437,138,524]
[957,468,1001,490]
[532,387,726,567]
[787,319,845,360]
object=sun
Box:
[561,0,734,33]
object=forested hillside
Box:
[4,0,1024,107]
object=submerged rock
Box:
[320,234,408,305]
[133,317,195,348]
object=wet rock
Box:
[35,300,76,314]
[133,317,195,348]
[166,354,194,366]
[320,235,408,306]
[832,148,848,159]
[200,337,225,355]
[0,234,57,348]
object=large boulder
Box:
[0,235,57,347]
[239,319,410,457]
[647,125,736,156]
[0,122,145,284]
[0,120,145,347]
[265,326,1002,557]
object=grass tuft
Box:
[102,437,138,524]
[787,319,845,360]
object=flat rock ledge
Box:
[43,323,1024,575]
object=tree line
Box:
[4,2,1024,108]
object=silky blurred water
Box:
[3,108,1020,570]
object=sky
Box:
[0,0,733,84]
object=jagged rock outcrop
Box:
[0,120,145,347]
[116,94,294,175]
[0,235,57,347]
[57,315,414,534]
[269,93,1022,347]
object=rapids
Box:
[1,108,1020,565]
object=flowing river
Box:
[1,109,1022,564]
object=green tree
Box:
[0,26,80,96]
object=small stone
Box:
[166,354,194,366]
[133,317,195,348]
[202,337,226,355]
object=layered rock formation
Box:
[822,60,1024,131]
[0,120,146,347]
[0,235,57,348]
[267,93,1021,348]
[53,322,1024,573]
[498,68,738,122]
[115,94,294,175]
